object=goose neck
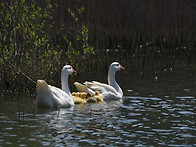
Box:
[61,73,72,97]
[108,69,116,86]
[108,68,123,97]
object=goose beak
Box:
[72,68,77,74]
[120,65,125,70]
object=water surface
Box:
[0,69,195,146]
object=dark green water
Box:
[0,69,196,146]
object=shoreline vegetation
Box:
[0,0,196,95]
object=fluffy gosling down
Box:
[86,91,103,103]
[72,92,86,104]
[71,91,103,105]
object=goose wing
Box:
[84,81,118,96]
[101,91,121,100]
[49,85,74,107]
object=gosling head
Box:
[86,93,92,98]
[95,91,100,95]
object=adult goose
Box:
[36,65,77,108]
[75,62,125,100]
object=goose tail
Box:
[36,80,53,107]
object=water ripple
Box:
[0,91,196,146]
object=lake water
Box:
[0,68,196,146]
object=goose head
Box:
[62,65,77,75]
[109,62,125,72]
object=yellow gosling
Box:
[72,96,86,105]
[93,91,103,103]
[72,92,77,96]
[72,92,88,104]
[72,91,103,104]
[85,91,103,104]
[86,93,92,98]
[78,92,87,99]
[72,92,87,99]
[86,97,97,103]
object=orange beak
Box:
[120,65,125,70]
[72,68,77,74]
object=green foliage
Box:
[0,0,52,63]
[78,6,85,14]
[67,8,79,21]
[0,0,60,92]
[65,8,94,71]
[0,1,94,93]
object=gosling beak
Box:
[72,68,77,74]
[120,65,125,70]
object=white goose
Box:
[75,62,125,100]
[36,65,77,108]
